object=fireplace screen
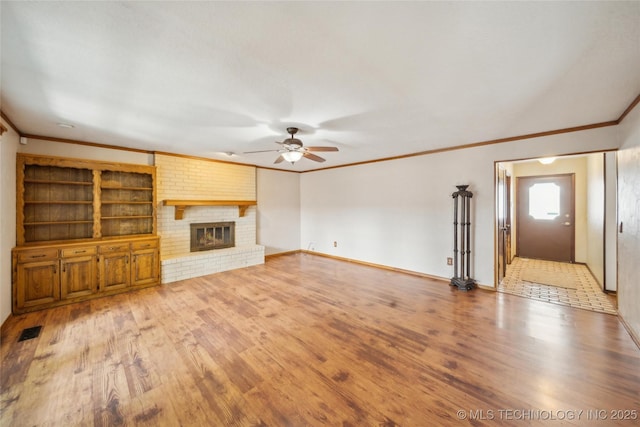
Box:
[190,222,235,252]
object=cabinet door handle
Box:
[62,263,66,273]
[29,254,46,259]
[126,255,129,264]
[74,250,86,254]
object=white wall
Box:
[0,119,19,325]
[257,169,300,255]
[300,126,620,287]
[617,104,640,342]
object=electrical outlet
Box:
[447,257,453,265]
[333,241,337,247]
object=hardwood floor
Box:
[2,253,639,426]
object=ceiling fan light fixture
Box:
[244,126,338,165]
[282,151,303,163]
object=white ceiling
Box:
[2,1,639,171]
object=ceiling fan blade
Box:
[244,149,281,154]
[303,152,326,162]
[274,155,285,164]
[305,146,339,152]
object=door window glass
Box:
[529,183,560,220]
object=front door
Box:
[516,174,575,262]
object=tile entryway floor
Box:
[498,257,617,315]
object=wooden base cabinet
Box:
[60,246,98,300]
[12,237,160,314]
[131,239,160,287]
[99,242,132,292]
[15,248,60,310]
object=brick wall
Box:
[156,154,255,201]
[155,154,264,282]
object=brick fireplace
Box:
[155,154,264,284]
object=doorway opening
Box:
[494,152,617,313]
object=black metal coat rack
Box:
[451,185,476,291]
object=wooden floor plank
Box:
[2,253,639,426]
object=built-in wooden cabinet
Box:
[13,154,160,314]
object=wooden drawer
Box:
[61,246,97,257]
[16,248,59,263]
[98,243,130,254]
[132,239,158,251]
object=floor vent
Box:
[18,326,42,342]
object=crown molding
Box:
[20,134,153,154]
[300,92,639,173]
[616,93,640,124]
[304,120,619,173]
[3,91,638,174]
[0,111,21,135]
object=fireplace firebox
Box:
[190,222,235,252]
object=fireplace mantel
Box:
[163,200,257,220]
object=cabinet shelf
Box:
[25,179,92,186]
[25,220,94,226]
[25,201,93,204]
[101,216,154,220]
[17,154,157,244]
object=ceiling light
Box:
[56,122,74,129]
[538,157,556,165]
[281,151,303,163]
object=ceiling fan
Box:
[244,127,339,164]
